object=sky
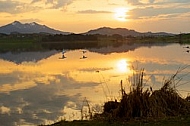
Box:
[0,0,190,33]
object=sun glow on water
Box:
[116,59,130,73]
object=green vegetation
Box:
[178,33,190,43]
[128,33,190,43]
[1,33,190,52]
[42,116,190,126]
[0,33,43,52]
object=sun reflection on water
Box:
[116,59,130,73]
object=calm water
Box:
[0,43,190,125]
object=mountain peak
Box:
[85,27,139,36]
[29,22,37,26]
[12,21,22,25]
[0,21,70,34]
[12,21,38,26]
[85,27,173,37]
[25,22,39,27]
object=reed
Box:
[95,68,190,121]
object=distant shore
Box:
[0,33,189,52]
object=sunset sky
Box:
[0,0,190,33]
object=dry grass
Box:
[95,68,190,121]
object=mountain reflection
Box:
[0,50,58,64]
[89,42,171,54]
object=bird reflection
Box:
[80,50,87,59]
[59,54,67,59]
[182,46,190,53]
[62,54,67,59]
[59,49,67,59]
[183,46,190,49]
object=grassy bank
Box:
[43,116,190,126]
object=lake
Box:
[0,42,190,125]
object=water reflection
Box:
[80,55,87,59]
[0,43,190,125]
[183,46,190,53]
[80,50,87,59]
[116,59,130,73]
[0,50,58,64]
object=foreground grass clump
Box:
[95,68,190,121]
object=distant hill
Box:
[0,21,70,35]
[0,21,174,36]
[85,27,174,37]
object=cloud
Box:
[0,85,78,125]
[0,72,20,85]
[128,6,190,20]
[0,70,99,125]
[31,0,41,4]
[125,0,141,5]
[0,81,91,125]
[0,0,41,14]
[0,0,74,14]
[0,106,11,114]
[0,0,20,13]
[79,67,112,72]
[78,10,111,14]
[124,0,190,21]
[31,0,74,9]
[149,0,155,3]
[126,0,190,5]
[165,0,190,3]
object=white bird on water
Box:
[62,49,66,54]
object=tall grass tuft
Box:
[95,67,190,121]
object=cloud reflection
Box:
[0,74,99,125]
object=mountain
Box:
[85,27,173,37]
[0,21,174,36]
[0,21,70,35]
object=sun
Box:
[114,7,128,22]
